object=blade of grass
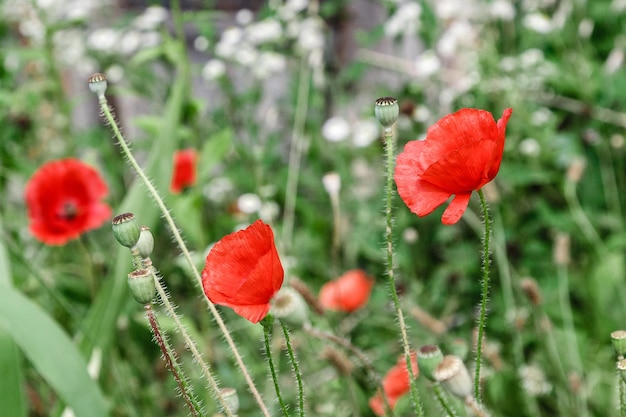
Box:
[0,286,109,417]
[0,216,27,417]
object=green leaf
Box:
[0,216,27,417]
[0,287,109,417]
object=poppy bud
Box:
[271,287,309,327]
[136,226,155,258]
[220,388,239,414]
[375,97,399,128]
[127,268,156,305]
[417,345,444,381]
[611,330,626,359]
[112,213,140,248]
[433,355,472,400]
[88,72,108,98]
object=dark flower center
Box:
[58,200,79,221]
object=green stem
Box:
[149,265,233,417]
[97,95,271,417]
[433,383,459,417]
[282,56,311,249]
[617,371,626,417]
[382,125,423,416]
[564,179,604,253]
[280,321,305,417]
[557,265,588,416]
[474,189,492,402]
[262,318,289,417]
[145,304,203,417]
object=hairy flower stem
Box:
[382,125,424,416]
[146,263,233,417]
[433,383,459,417]
[474,189,491,401]
[144,304,202,417]
[465,395,490,417]
[262,317,289,417]
[280,321,305,416]
[97,96,271,417]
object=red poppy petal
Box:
[425,109,500,156]
[394,174,452,218]
[421,139,499,192]
[202,220,284,323]
[441,193,472,225]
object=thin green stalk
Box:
[382,125,423,416]
[564,180,604,253]
[96,94,271,417]
[557,265,588,416]
[149,265,233,417]
[433,383,459,417]
[145,304,203,417]
[282,56,311,249]
[474,189,492,402]
[280,321,305,417]
[262,318,289,417]
[617,371,626,417]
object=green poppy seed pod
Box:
[220,388,239,414]
[127,268,156,305]
[417,345,444,381]
[433,355,473,400]
[112,213,140,248]
[448,337,469,361]
[611,330,626,359]
[88,72,108,98]
[270,287,309,327]
[618,359,626,384]
[374,97,399,128]
[136,226,155,258]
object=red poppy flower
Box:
[369,352,419,416]
[170,148,197,193]
[202,220,284,323]
[25,158,112,245]
[319,269,374,313]
[395,108,513,225]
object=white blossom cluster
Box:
[202,0,326,83]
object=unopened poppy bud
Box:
[88,72,108,98]
[520,277,543,305]
[611,330,626,358]
[375,97,399,128]
[448,338,469,361]
[433,355,472,399]
[136,226,155,257]
[553,233,570,266]
[112,213,140,248]
[566,157,586,183]
[271,287,309,327]
[220,387,239,414]
[417,345,444,381]
[322,172,341,197]
[127,268,156,304]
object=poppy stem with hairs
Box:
[261,315,289,417]
[474,189,492,402]
[280,320,305,417]
[89,73,272,417]
[144,304,203,417]
[433,383,460,417]
[375,97,425,417]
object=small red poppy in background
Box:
[369,352,419,416]
[170,148,197,193]
[202,220,284,324]
[25,158,112,245]
[319,269,374,313]
[395,108,513,225]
